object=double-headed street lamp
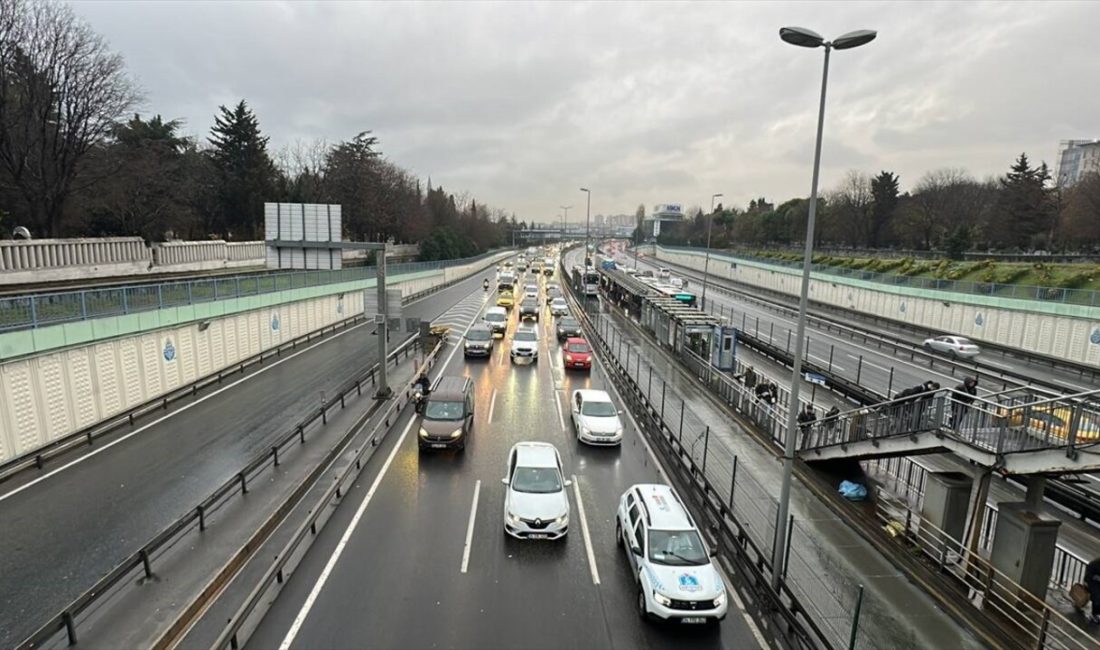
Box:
[580,187,591,265]
[560,205,572,243]
[770,25,876,591]
[701,192,723,312]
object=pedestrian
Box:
[738,366,757,391]
[1087,557,1100,624]
[798,404,817,446]
[951,376,978,429]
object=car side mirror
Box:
[630,544,642,556]
[618,410,624,415]
[501,478,509,485]
[709,549,718,558]
[564,479,573,487]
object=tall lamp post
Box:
[560,205,572,244]
[580,188,591,265]
[770,25,876,591]
[701,192,723,312]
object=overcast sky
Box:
[72,0,1100,221]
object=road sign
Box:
[804,372,827,386]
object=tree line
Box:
[653,154,1100,255]
[0,0,518,261]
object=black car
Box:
[556,317,582,342]
[519,298,539,321]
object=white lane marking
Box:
[555,391,567,432]
[808,353,843,372]
[0,320,371,504]
[572,474,600,585]
[460,480,481,574]
[845,353,888,372]
[279,415,415,650]
[487,389,498,424]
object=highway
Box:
[245,267,766,650]
[0,273,496,649]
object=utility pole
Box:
[560,205,572,244]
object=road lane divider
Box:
[279,415,417,650]
[487,389,497,424]
[571,475,600,586]
[460,480,481,574]
[555,391,567,432]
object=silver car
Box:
[923,335,980,359]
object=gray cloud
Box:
[71,0,1100,221]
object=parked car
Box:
[502,442,570,540]
[562,337,592,371]
[569,389,623,445]
[556,316,582,342]
[616,484,728,624]
[923,335,980,359]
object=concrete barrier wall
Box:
[0,253,508,465]
[0,238,153,284]
[648,246,1100,366]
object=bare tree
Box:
[824,170,874,246]
[0,0,139,236]
[896,168,990,250]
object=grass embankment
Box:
[753,252,1100,292]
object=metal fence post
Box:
[679,398,686,440]
[848,584,865,650]
[648,364,653,400]
[729,456,738,509]
[122,288,129,315]
[828,345,834,372]
[701,426,710,476]
[782,514,795,579]
[661,381,667,420]
[786,329,791,353]
[887,367,894,396]
[856,356,863,385]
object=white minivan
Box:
[616,484,728,624]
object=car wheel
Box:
[637,588,651,621]
[615,519,623,547]
[950,350,957,360]
[923,342,932,352]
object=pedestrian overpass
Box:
[799,387,1100,475]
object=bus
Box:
[571,266,600,297]
[598,256,616,271]
[653,284,697,308]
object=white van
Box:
[657,267,671,281]
[615,484,728,624]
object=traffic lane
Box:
[0,280,487,647]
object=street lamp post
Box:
[701,192,723,312]
[770,26,876,591]
[580,188,591,265]
[560,205,572,243]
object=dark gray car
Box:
[556,317,582,342]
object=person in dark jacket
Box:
[737,366,758,391]
[797,404,817,446]
[951,377,978,428]
[1087,557,1100,624]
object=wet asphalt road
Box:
[0,274,493,649]
[245,268,764,650]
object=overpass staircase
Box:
[798,387,1100,475]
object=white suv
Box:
[510,325,539,363]
[570,389,624,446]
[502,442,570,540]
[616,484,728,624]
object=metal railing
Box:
[652,244,1100,306]
[0,249,506,333]
[875,488,1099,650]
[18,334,422,649]
[211,335,447,650]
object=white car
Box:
[550,298,569,317]
[502,442,570,540]
[923,335,980,359]
[483,306,508,336]
[570,389,624,445]
[616,484,728,624]
[510,325,539,362]
[524,284,539,301]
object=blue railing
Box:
[0,250,506,333]
[655,244,1100,307]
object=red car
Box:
[562,337,592,371]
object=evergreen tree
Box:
[208,100,277,239]
[996,153,1054,249]
[869,171,900,247]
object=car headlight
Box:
[507,512,521,525]
[580,427,589,438]
[615,427,624,437]
[713,590,726,608]
[449,428,463,439]
[418,427,429,438]
[653,591,672,607]
[565,354,574,362]
[554,514,568,525]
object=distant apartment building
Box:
[1055,139,1100,187]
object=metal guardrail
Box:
[874,488,1099,650]
[655,244,1100,306]
[0,249,506,333]
[18,334,422,650]
[209,335,447,650]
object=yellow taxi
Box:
[1006,406,1100,443]
[497,289,515,309]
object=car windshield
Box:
[511,467,563,494]
[566,342,589,354]
[559,319,579,329]
[485,313,505,322]
[526,285,537,292]
[580,400,616,417]
[467,330,491,341]
[648,530,708,566]
[514,330,537,342]
[424,400,464,421]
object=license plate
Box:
[681,617,707,624]
[431,443,448,449]
[528,534,548,539]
